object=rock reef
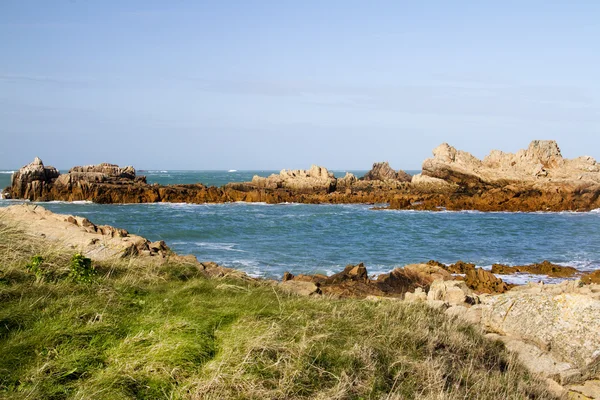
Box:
[4,140,600,211]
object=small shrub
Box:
[25,255,45,281]
[69,253,95,283]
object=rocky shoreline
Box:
[3,140,600,212]
[2,204,599,398]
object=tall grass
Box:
[0,217,556,399]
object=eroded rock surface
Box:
[422,140,600,187]
[363,162,412,183]
[491,261,578,278]
[7,140,600,211]
[9,157,60,200]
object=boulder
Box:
[427,280,473,305]
[464,267,511,294]
[9,157,60,200]
[363,162,411,183]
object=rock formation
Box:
[6,140,600,211]
[363,162,412,183]
[422,140,600,188]
[249,165,337,192]
[491,260,578,278]
[9,157,60,200]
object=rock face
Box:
[363,162,412,183]
[480,289,600,373]
[422,140,600,187]
[7,140,600,212]
[249,165,337,192]
[9,157,60,200]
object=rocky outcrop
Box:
[363,162,412,183]
[1,204,169,261]
[0,204,247,280]
[491,261,578,278]
[479,283,600,377]
[249,165,337,192]
[422,140,600,188]
[582,270,600,285]
[7,140,600,212]
[8,157,60,200]
[402,278,600,397]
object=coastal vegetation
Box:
[0,219,555,399]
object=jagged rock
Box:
[491,260,578,278]
[464,267,511,294]
[445,260,477,274]
[250,165,337,192]
[8,140,600,212]
[284,263,451,299]
[0,205,173,261]
[422,140,600,188]
[363,162,411,183]
[410,173,457,190]
[326,263,368,284]
[9,157,60,200]
[337,172,357,189]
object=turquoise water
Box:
[1,170,599,282]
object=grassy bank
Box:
[0,219,555,399]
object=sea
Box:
[1,169,599,284]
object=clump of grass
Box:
[69,253,96,284]
[0,218,556,399]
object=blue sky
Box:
[1,1,599,169]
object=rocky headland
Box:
[4,140,600,212]
[2,204,599,398]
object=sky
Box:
[1,1,599,170]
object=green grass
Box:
[0,218,556,399]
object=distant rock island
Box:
[4,140,600,211]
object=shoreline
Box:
[2,203,600,397]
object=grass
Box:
[0,217,557,399]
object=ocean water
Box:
[1,170,599,283]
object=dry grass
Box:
[0,217,557,399]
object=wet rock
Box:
[326,263,368,284]
[581,270,600,285]
[491,260,578,278]
[445,260,477,274]
[464,267,511,294]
